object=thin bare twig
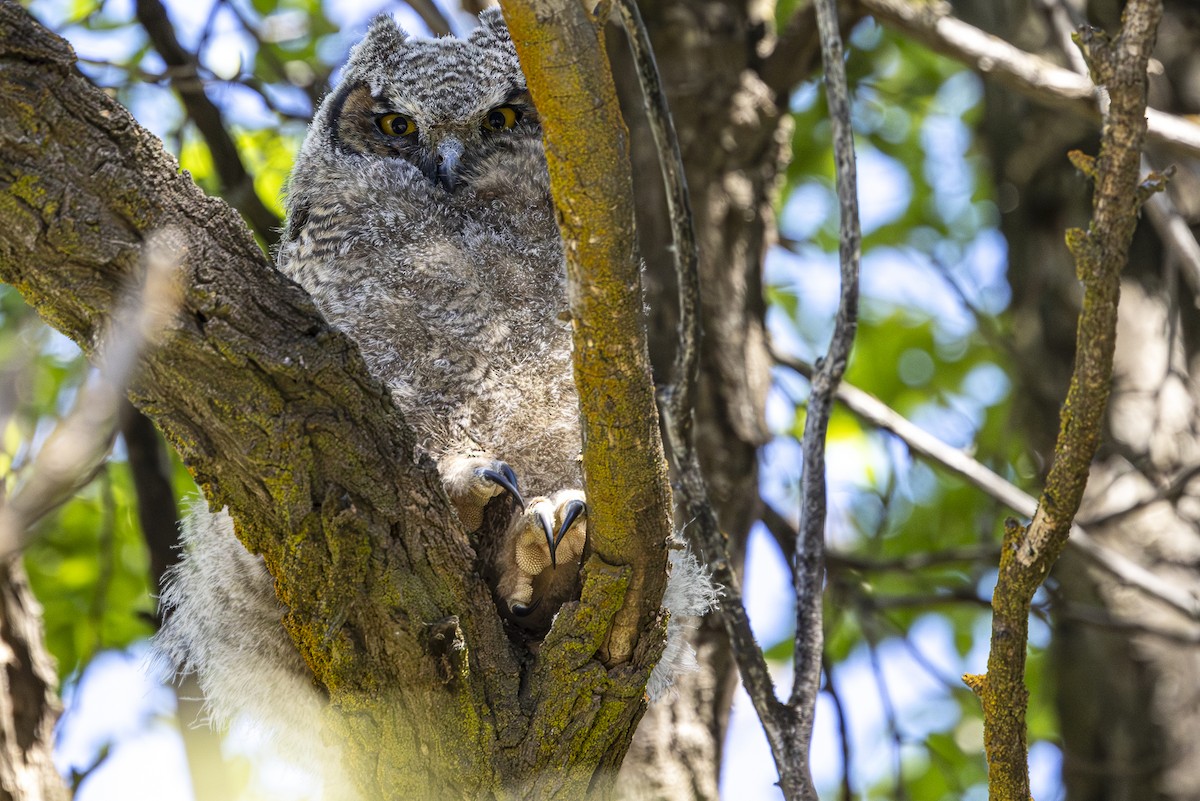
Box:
[1141,158,1200,296]
[763,499,1002,573]
[822,653,855,801]
[1050,597,1200,645]
[864,632,907,800]
[221,0,328,109]
[134,0,281,246]
[1039,0,1089,76]
[1039,0,1200,301]
[965,2,1165,794]
[785,0,862,796]
[1078,462,1200,528]
[772,349,1200,620]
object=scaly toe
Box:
[514,498,556,574]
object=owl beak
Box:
[433,138,464,191]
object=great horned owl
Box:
[277,9,590,628]
[156,10,714,797]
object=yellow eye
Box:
[378,113,416,137]
[483,105,520,132]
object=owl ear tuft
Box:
[471,8,512,48]
[346,14,410,74]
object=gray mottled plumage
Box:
[277,10,587,626]
[155,12,714,798]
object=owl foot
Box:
[507,490,587,619]
[440,454,524,532]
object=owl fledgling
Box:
[277,9,588,626]
[156,11,715,796]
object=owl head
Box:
[305,9,539,193]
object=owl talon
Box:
[554,500,586,565]
[535,509,557,566]
[479,465,524,509]
[509,598,541,618]
[502,491,588,625]
[441,454,525,531]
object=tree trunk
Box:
[0,561,67,801]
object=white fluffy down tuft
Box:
[645,545,721,701]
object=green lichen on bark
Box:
[499,0,672,671]
[969,2,1165,799]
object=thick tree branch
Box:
[960,3,1164,799]
[854,0,1200,161]
[2,4,508,790]
[498,0,671,671]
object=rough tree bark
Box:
[0,2,674,797]
[962,2,1163,797]
[952,0,1200,798]
[0,562,66,801]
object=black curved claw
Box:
[479,464,525,509]
[537,511,557,568]
[554,500,587,554]
[510,597,542,618]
